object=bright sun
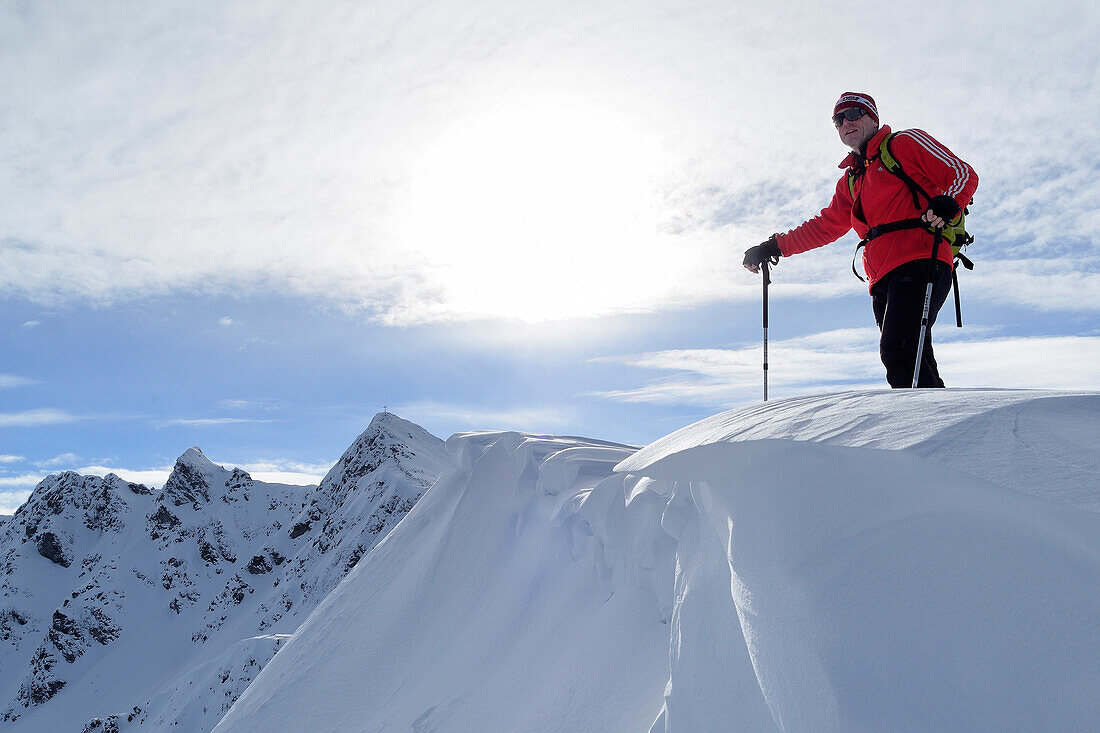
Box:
[397,95,676,322]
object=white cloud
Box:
[595,332,1100,407]
[0,374,36,388]
[393,400,574,434]
[0,474,44,490]
[0,455,24,464]
[0,473,48,514]
[21,320,41,329]
[243,471,323,487]
[0,1,1095,324]
[237,459,329,487]
[0,463,172,497]
[238,459,332,476]
[0,458,327,515]
[964,261,1100,313]
[81,458,326,489]
[936,336,1100,390]
[36,452,80,468]
[220,398,277,411]
[155,417,274,427]
[0,409,79,427]
[73,465,173,489]
[594,327,885,405]
[1,488,37,515]
[218,316,234,327]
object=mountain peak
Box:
[326,413,445,485]
[162,447,230,507]
[366,410,421,436]
[290,413,447,531]
[179,446,213,466]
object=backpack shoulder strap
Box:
[878,131,931,210]
[845,150,866,200]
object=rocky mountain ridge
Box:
[0,412,446,733]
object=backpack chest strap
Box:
[851,218,933,283]
[864,218,927,241]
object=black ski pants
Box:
[872,258,952,388]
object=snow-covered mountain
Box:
[4,392,1098,731]
[215,389,1099,732]
[0,412,446,733]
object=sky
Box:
[2,0,1098,514]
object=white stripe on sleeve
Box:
[896,129,971,198]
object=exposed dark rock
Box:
[86,607,122,646]
[49,611,83,663]
[149,506,181,534]
[163,453,213,507]
[43,482,70,515]
[0,416,446,726]
[342,545,363,573]
[0,608,31,642]
[81,554,102,573]
[82,483,125,533]
[224,469,253,502]
[199,540,220,564]
[81,716,121,733]
[36,532,71,568]
[13,645,66,710]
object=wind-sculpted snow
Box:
[217,390,1099,732]
[216,431,677,732]
[622,389,1100,731]
[621,388,1100,512]
[633,439,1099,731]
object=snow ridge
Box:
[216,390,1099,733]
[217,429,676,732]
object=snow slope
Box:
[217,431,675,732]
[216,389,1100,732]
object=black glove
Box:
[928,195,961,222]
[743,236,781,272]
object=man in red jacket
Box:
[743,92,978,388]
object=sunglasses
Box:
[832,108,867,127]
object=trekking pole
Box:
[911,227,943,388]
[762,259,771,401]
[952,267,963,327]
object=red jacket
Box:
[775,125,978,290]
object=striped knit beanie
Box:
[833,92,879,125]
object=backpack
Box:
[848,131,974,325]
